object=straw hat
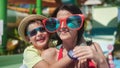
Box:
[18,14,47,42]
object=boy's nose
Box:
[36,30,42,35]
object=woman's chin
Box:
[60,35,70,39]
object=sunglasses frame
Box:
[42,14,85,33]
[27,27,46,37]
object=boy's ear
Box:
[25,36,30,42]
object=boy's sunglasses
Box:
[27,27,46,37]
[42,14,85,33]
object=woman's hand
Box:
[73,44,103,64]
[73,43,109,68]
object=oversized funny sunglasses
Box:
[27,27,46,37]
[42,14,85,33]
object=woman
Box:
[41,4,109,68]
[18,14,51,68]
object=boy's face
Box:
[27,22,49,49]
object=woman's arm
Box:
[41,48,74,68]
[73,42,109,68]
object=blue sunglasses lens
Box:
[45,18,60,32]
[67,15,82,29]
[27,27,45,37]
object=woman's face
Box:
[56,10,77,41]
[27,22,49,49]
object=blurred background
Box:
[0,0,120,68]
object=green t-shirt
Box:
[23,45,43,68]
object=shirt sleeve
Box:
[23,46,43,68]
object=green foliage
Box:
[103,0,120,6]
[116,23,120,41]
[113,23,120,58]
[0,45,3,55]
[0,27,29,55]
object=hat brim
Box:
[18,14,47,42]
